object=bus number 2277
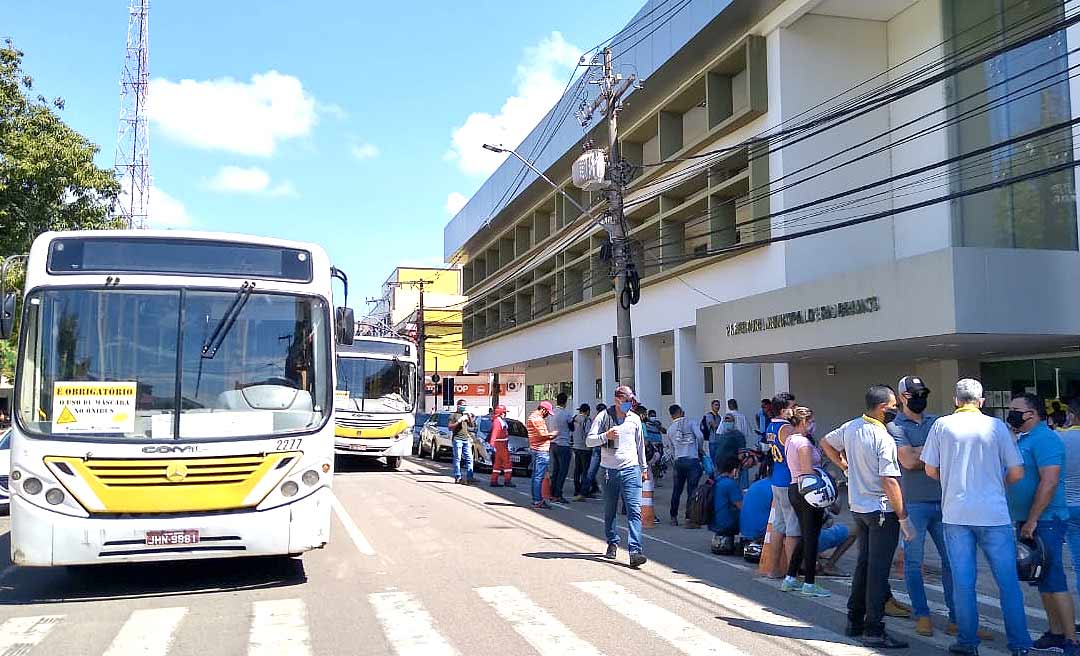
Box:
[276,438,302,451]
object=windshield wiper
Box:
[202,281,254,359]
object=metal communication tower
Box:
[114,0,150,230]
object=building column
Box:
[601,341,616,404]
[724,363,761,420]
[674,327,705,419]
[573,348,599,410]
[634,334,662,409]
[760,363,790,398]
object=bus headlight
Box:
[45,488,65,505]
[301,470,320,486]
[23,477,43,495]
[280,481,299,497]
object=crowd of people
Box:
[446,374,1080,655]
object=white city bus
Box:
[334,336,417,469]
[1,230,355,566]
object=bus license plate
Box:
[344,443,366,451]
[145,530,200,546]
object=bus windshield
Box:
[16,288,330,440]
[336,357,415,413]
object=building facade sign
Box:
[726,296,881,337]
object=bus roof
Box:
[338,336,417,361]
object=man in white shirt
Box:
[727,399,751,440]
[587,385,648,568]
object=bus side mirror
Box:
[335,306,355,346]
[0,293,15,340]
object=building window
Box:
[948,0,1077,250]
[660,371,673,396]
[704,366,714,394]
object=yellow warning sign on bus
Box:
[52,381,137,434]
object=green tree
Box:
[1,39,122,379]
[1,38,122,260]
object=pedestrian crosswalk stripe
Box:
[0,615,63,654]
[475,585,604,656]
[573,580,743,656]
[249,599,311,656]
[369,591,458,656]
[669,579,876,656]
[103,607,187,656]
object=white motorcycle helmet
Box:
[797,467,838,509]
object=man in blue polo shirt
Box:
[1007,393,1077,653]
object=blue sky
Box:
[2,1,640,304]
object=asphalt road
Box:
[0,456,1047,655]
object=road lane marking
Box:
[331,493,376,556]
[369,591,458,656]
[670,579,876,655]
[573,581,742,655]
[103,607,187,656]
[249,599,311,656]
[0,615,63,654]
[475,586,604,656]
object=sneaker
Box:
[532,501,551,510]
[844,623,865,637]
[947,624,995,641]
[860,632,909,649]
[800,583,832,598]
[947,644,978,655]
[454,478,462,484]
[573,495,586,502]
[780,576,800,593]
[884,597,912,618]
[916,616,934,637]
[629,552,647,568]
[1034,632,1065,650]
[604,544,617,560]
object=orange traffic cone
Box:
[757,516,778,576]
[542,474,552,500]
[641,477,656,528]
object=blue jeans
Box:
[1030,518,1068,594]
[452,439,473,481]
[1067,506,1080,594]
[670,457,703,520]
[530,450,550,504]
[944,523,1031,651]
[583,447,601,495]
[550,445,572,499]
[603,465,643,553]
[903,502,955,622]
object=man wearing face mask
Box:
[1005,394,1077,653]
[587,385,648,568]
[822,384,914,649]
[449,400,475,485]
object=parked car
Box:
[411,412,429,454]
[419,412,453,460]
[473,416,531,476]
[0,428,10,513]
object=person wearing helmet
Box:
[781,406,832,598]
[526,400,557,509]
[587,385,648,568]
[488,406,515,488]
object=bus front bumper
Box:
[10,486,332,567]
[334,434,410,457]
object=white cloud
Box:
[445,191,468,216]
[206,165,297,198]
[351,143,380,160]
[149,71,317,156]
[150,185,195,228]
[447,31,581,177]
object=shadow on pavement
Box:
[720,616,855,645]
[523,550,635,569]
[334,455,401,474]
[0,528,307,606]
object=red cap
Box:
[539,401,554,413]
[494,405,507,416]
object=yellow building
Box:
[372,266,467,376]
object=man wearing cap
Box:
[587,385,649,568]
[449,399,475,485]
[488,405,515,488]
[571,403,593,500]
[526,401,557,509]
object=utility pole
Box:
[390,279,434,412]
[588,47,637,388]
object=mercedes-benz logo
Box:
[165,463,188,482]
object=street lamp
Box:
[482,144,603,229]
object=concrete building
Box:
[445,0,1080,432]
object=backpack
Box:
[685,477,715,525]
